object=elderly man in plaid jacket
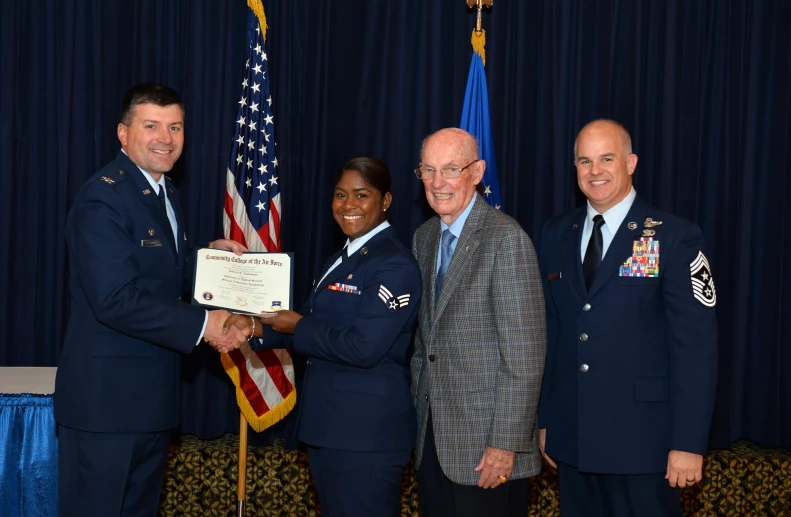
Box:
[411,128,547,517]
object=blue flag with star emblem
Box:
[460,32,503,211]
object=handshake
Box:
[202,309,303,354]
[200,238,258,354]
[202,310,256,354]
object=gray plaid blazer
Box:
[411,194,547,485]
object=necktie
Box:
[435,229,456,305]
[157,185,167,213]
[341,247,349,261]
[583,214,605,289]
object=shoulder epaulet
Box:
[96,168,130,187]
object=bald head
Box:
[574,119,632,160]
[419,127,485,225]
[421,128,479,163]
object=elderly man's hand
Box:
[474,446,515,489]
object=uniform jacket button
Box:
[580,333,588,341]
[580,363,590,372]
[582,303,591,311]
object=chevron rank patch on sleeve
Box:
[378,285,410,312]
[690,251,716,307]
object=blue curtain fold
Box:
[1,0,789,450]
[0,395,58,517]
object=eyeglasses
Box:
[414,160,479,180]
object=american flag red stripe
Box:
[220,0,296,433]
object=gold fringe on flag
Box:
[222,351,297,432]
[471,29,486,66]
[247,0,268,42]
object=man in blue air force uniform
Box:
[538,119,718,516]
[55,82,247,517]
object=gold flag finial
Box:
[466,0,493,65]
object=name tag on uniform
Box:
[619,238,660,277]
[141,239,163,248]
[547,272,562,281]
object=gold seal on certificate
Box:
[191,248,293,314]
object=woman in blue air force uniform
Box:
[224,157,421,517]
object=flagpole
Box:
[466,0,493,31]
[224,2,296,514]
[237,413,249,516]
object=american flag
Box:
[220,0,296,433]
[460,29,503,211]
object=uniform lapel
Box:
[561,208,587,300]
[319,252,359,292]
[167,181,185,262]
[418,219,442,326]
[314,228,394,298]
[588,197,647,297]
[118,152,177,255]
[433,196,486,324]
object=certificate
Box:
[191,249,293,314]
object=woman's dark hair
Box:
[336,156,392,197]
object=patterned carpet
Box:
[158,435,790,516]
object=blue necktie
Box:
[435,229,456,305]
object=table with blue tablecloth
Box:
[0,367,58,517]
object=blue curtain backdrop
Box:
[1,0,789,449]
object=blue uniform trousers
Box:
[307,446,411,517]
[58,425,170,517]
[558,461,681,517]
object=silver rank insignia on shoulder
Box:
[642,229,656,237]
[360,247,368,256]
[644,218,663,228]
[378,285,410,312]
[142,189,152,195]
[627,221,638,230]
[690,251,716,307]
[148,229,155,236]
[100,176,115,184]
